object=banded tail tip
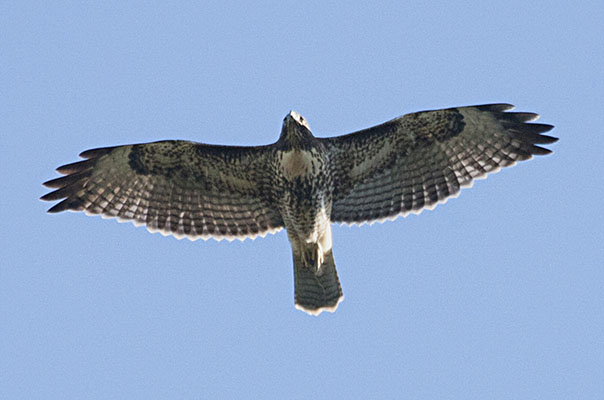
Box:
[294,295,344,316]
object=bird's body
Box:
[274,112,342,312]
[42,104,557,315]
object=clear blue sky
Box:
[2,1,603,399]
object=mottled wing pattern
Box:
[323,104,557,224]
[42,140,283,241]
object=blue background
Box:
[2,1,603,398]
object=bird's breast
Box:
[274,148,332,241]
[278,149,319,180]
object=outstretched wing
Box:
[322,104,557,225]
[42,140,283,241]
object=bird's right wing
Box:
[42,140,283,241]
[322,104,557,225]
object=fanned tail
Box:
[293,248,343,315]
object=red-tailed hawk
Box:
[42,104,556,315]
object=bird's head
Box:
[279,111,315,148]
[284,110,310,130]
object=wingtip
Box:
[475,103,516,112]
[40,192,55,201]
[46,202,67,213]
[531,145,554,156]
[79,146,116,159]
[541,133,558,144]
[55,159,95,174]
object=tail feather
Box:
[293,249,343,315]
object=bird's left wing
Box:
[321,104,557,225]
[42,140,283,241]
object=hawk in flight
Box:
[42,104,556,315]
